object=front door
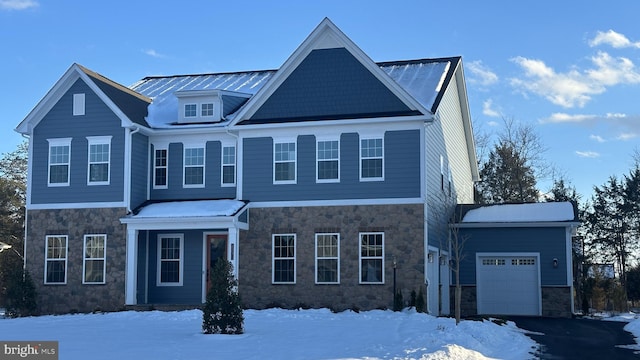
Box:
[206,234,227,290]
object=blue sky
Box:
[2,0,639,199]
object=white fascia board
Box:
[453,61,479,181]
[120,216,243,231]
[27,202,127,210]
[248,197,424,209]
[230,18,431,126]
[451,221,581,229]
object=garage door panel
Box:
[477,255,540,316]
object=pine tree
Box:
[202,259,244,334]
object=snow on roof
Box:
[128,58,454,129]
[462,202,576,223]
[134,200,246,218]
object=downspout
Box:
[20,133,30,272]
[125,125,140,213]
[423,115,435,313]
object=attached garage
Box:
[451,202,580,317]
[476,253,540,316]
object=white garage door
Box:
[476,254,540,316]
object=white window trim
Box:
[440,155,445,191]
[73,93,85,116]
[315,233,340,284]
[316,138,340,183]
[47,138,72,187]
[359,137,384,182]
[359,232,385,284]
[273,140,297,185]
[201,103,215,118]
[44,235,68,285]
[153,147,168,189]
[272,233,296,284]
[157,234,184,287]
[184,103,197,118]
[221,145,236,187]
[82,234,107,285]
[86,136,112,186]
[183,145,206,188]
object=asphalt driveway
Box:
[508,316,638,359]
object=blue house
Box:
[15,19,478,315]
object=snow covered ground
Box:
[598,312,640,352]
[0,308,540,360]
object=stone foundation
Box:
[450,285,573,318]
[26,208,128,314]
[238,204,426,311]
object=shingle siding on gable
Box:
[248,48,415,123]
[149,141,235,201]
[458,227,569,286]
[30,79,125,204]
[242,129,421,202]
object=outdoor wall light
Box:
[439,256,447,266]
[553,258,558,268]
[428,253,434,263]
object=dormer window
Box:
[184,104,197,118]
[202,103,214,117]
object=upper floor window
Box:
[360,137,383,181]
[222,146,236,186]
[47,138,71,187]
[184,146,205,187]
[317,139,339,182]
[273,234,296,284]
[157,234,183,286]
[201,103,214,117]
[83,234,106,284]
[45,235,68,284]
[316,233,340,284]
[73,93,85,116]
[274,141,296,184]
[359,232,384,284]
[440,155,445,191]
[154,148,168,188]
[184,104,197,118]
[87,136,111,185]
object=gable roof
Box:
[15,63,151,134]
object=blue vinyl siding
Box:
[31,79,125,204]
[242,129,420,201]
[145,230,204,304]
[248,48,413,122]
[150,141,236,201]
[130,133,148,209]
[458,227,569,286]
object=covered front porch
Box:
[120,200,248,306]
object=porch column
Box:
[125,228,138,305]
[228,227,239,278]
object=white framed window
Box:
[440,155,445,191]
[221,145,236,186]
[360,137,383,181]
[359,232,384,284]
[183,146,205,187]
[448,165,452,197]
[154,148,168,188]
[274,141,296,184]
[47,138,71,186]
[73,93,85,116]
[201,103,214,117]
[316,139,339,182]
[315,233,340,284]
[45,235,68,284]
[83,234,106,284]
[157,234,184,286]
[184,104,197,118]
[272,234,295,284]
[87,136,111,185]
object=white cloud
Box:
[510,52,640,108]
[540,112,596,124]
[466,60,498,86]
[0,0,38,10]
[482,99,500,117]
[589,134,606,143]
[589,30,640,49]
[576,151,600,158]
[487,121,499,127]
[606,112,627,119]
[143,49,166,58]
[617,132,638,141]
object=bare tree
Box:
[449,211,469,325]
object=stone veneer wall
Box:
[26,208,128,314]
[239,204,425,311]
[451,285,573,318]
